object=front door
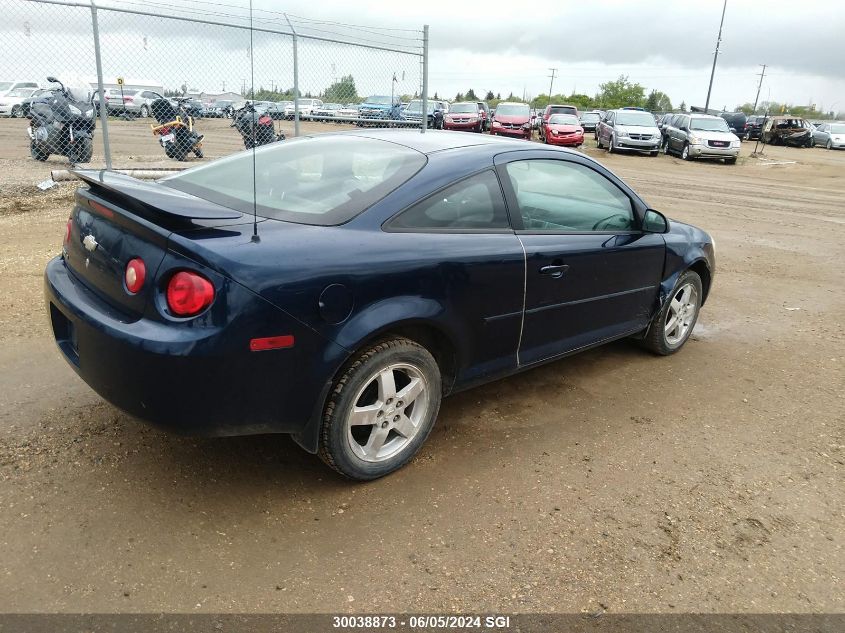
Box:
[496,154,666,366]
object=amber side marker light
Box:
[249,335,295,352]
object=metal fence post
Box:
[90,0,112,169]
[421,24,428,133]
[284,13,300,137]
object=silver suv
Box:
[664,113,740,163]
[596,109,661,155]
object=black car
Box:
[46,130,714,480]
[719,111,748,136]
[744,115,766,140]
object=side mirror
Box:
[643,209,669,233]
[46,76,58,84]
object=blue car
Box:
[45,130,715,480]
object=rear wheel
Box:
[641,270,703,355]
[318,338,442,480]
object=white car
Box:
[0,80,39,98]
[284,98,323,120]
[336,104,360,120]
[0,87,38,117]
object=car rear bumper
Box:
[44,256,336,438]
[689,143,740,158]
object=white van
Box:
[0,80,40,98]
[284,98,324,120]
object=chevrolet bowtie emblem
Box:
[82,234,98,252]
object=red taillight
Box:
[89,200,114,218]
[64,218,72,244]
[124,96,134,103]
[166,271,215,317]
[125,258,146,294]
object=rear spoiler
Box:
[72,170,243,221]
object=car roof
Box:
[321,129,543,155]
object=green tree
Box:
[323,74,358,103]
[485,90,494,101]
[454,92,464,102]
[645,90,672,112]
[596,75,645,109]
[465,88,478,101]
[678,101,687,112]
[433,92,439,100]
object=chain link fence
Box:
[1,0,427,179]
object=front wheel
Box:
[607,135,616,153]
[69,137,93,164]
[641,270,703,355]
[681,142,692,160]
[30,141,49,162]
[11,105,21,118]
[140,105,150,118]
[827,140,833,150]
[725,157,737,165]
[318,338,442,480]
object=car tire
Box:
[681,143,692,160]
[318,337,442,480]
[650,150,659,157]
[607,135,615,153]
[725,157,737,165]
[663,140,671,155]
[596,134,603,149]
[30,141,49,162]
[11,105,21,118]
[140,105,149,118]
[641,270,703,356]
[826,140,832,150]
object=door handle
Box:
[539,263,569,278]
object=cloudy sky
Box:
[5,0,844,113]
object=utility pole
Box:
[547,68,557,105]
[752,64,766,113]
[704,0,727,113]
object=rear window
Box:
[548,106,577,116]
[161,136,426,226]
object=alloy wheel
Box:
[664,283,699,346]
[346,362,430,463]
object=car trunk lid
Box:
[65,170,243,320]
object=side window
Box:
[389,170,509,231]
[504,160,635,232]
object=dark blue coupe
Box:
[45,130,714,480]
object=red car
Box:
[443,102,484,132]
[538,104,579,141]
[542,114,585,147]
[490,102,532,139]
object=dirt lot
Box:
[0,117,843,614]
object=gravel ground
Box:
[0,119,842,614]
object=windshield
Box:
[365,96,393,105]
[830,124,845,133]
[450,103,478,114]
[549,114,579,125]
[616,111,657,126]
[580,112,600,122]
[405,100,436,114]
[7,88,35,98]
[690,117,731,132]
[496,103,530,117]
[162,136,426,226]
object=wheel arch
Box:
[292,313,461,455]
